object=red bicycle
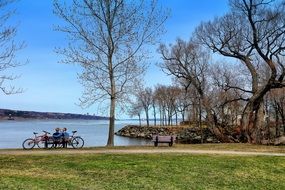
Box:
[22,130,51,149]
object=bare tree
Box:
[128,102,143,127]
[209,62,248,126]
[151,92,157,126]
[164,86,180,125]
[174,86,190,123]
[159,39,208,100]
[159,39,221,142]
[0,0,24,95]
[154,85,167,126]
[195,0,285,143]
[136,87,152,127]
[54,0,169,146]
[268,88,285,136]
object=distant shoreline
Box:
[0,117,109,121]
[0,108,109,121]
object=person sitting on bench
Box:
[52,128,62,147]
[62,127,70,148]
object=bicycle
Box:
[22,130,84,149]
[69,130,84,149]
[22,130,51,150]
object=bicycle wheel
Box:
[71,137,84,149]
[22,138,36,150]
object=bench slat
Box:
[152,135,175,140]
[152,135,176,146]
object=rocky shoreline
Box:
[116,125,285,145]
[115,125,221,144]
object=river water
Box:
[0,119,151,149]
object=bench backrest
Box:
[152,135,176,142]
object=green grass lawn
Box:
[38,143,285,152]
[0,151,285,190]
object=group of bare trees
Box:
[195,0,285,143]
[266,88,285,138]
[129,0,285,144]
[129,85,190,127]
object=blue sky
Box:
[0,0,229,116]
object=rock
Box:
[138,133,145,138]
[274,136,285,145]
[261,139,269,145]
[206,137,213,143]
[194,135,201,140]
[130,132,136,137]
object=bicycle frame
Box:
[33,131,51,148]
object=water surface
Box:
[0,119,151,149]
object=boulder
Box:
[274,136,285,145]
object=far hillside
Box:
[0,109,109,120]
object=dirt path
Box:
[1,148,285,156]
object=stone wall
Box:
[115,125,175,139]
[115,125,220,144]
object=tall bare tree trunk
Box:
[107,57,115,146]
[241,102,254,143]
[255,101,265,144]
[191,102,197,127]
[202,97,234,143]
[241,98,265,144]
[181,111,185,123]
[159,108,162,126]
[199,97,203,143]
[163,110,167,126]
[138,113,142,127]
[274,108,279,137]
[107,95,115,146]
[145,110,150,127]
[175,110,178,126]
[153,104,157,126]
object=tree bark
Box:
[145,109,150,127]
[107,52,115,146]
[199,97,203,144]
[241,97,266,144]
[138,113,141,127]
[175,110,178,126]
[107,95,115,146]
[275,108,279,138]
[153,104,156,126]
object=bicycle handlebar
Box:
[42,130,51,134]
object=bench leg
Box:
[169,136,174,147]
[154,136,158,147]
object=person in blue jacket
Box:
[62,127,70,148]
[52,128,62,147]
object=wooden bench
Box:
[152,135,176,147]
